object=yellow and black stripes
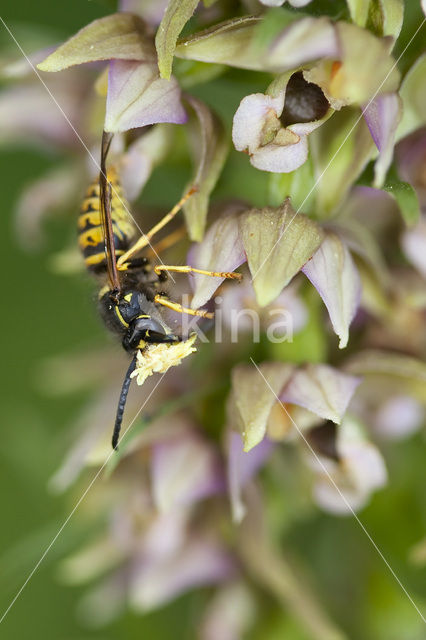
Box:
[78,168,136,273]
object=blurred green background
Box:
[0,1,425,639]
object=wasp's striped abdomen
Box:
[78,168,136,273]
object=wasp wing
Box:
[99,130,121,293]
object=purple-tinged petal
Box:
[241,200,324,307]
[118,142,152,202]
[130,538,236,611]
[151,431,225,512]
[231,362,293,451]
[183,95,229,241]
[0,81,83,148]
[200,582,256,640]
[227,431,274,523]
[232,93,285,155]
[15,164,82,249]
[281,364,361,424]
[363,93,402,187]
[104,60,187,133]
[37,13,155,72]
[155,0,200,79]
[119,0,169,25]
[142,509,189,561]
[190,206,246,309]
[373,395,424,440]
[401,215,426,279]
[302,232,362,348]
[396,128,426,209]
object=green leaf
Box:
[397,53,426,141]
[252,7,300,51]
[309,107,374,215]
[304,21,400,110]
[155,0,200,80]
[231,362,293,452]
[173,58,226,89]
[268,155,316,215]
[346,0,370,27]
[345,350,426,404]
[37,13,154,72]
[240,200,324,307]
[383,180,420,227]
[367,0,404,39]
[175,16,264,71]
[183,95,229,240]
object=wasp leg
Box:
[117,187,197,269]
[154,295,214,319]
[154,265,243,280]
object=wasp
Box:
[78,131,241,449]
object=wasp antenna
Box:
[112,354,138,450]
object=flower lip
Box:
[307,420,339,462]
[280,71,330,127]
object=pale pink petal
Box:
[267,17,340,72]
[251,135,308,172]
[302,233,362,348]
[130,539,236,611]
[119,125,171,200]
[151,431,225,512]
[190,206,246,309]
[312,418,387,515]
[232,92,284,154]
[396,128,426,208]
[0,81,82,148]
[374,395,424,440]
[77,571,128,627]
[200,582,256,640]
[142,510,189,561]
[227,431,273,523]
[401,215,426,278]
[281,364,361,424]
[105,60,187,133]
[363,93,402,187]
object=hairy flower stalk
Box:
[2,1,426,638]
